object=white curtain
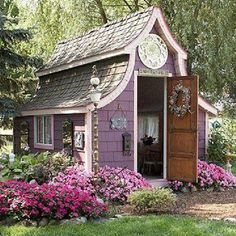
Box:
[138,113,159,143]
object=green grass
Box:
[0,215,235,236]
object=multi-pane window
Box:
[35,116,52,144]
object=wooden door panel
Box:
[170,132,195,154]
[171,114,191,129]
[167,76,198,182]
[168,158,196,181]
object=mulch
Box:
[174,188,236,219]
[119,189,236,219]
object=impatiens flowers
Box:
[51,165,151,203]
[169,160,236,191]
[94,166,151,203]
[0,165,151,221]
[0,180,107,220]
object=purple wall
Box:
[198,109,206,159]
[14,114,85,162]
[97,27,176,169]
[98,77,134,169]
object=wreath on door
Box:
[169,80,191,117]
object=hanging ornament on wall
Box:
[169,80,191,117]
[110,104,128,130]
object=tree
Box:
[14,0,236,116]
[0,4,42,147]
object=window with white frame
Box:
[35,115,52,144]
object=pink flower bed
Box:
[94,166,151,203]
[0,180,107,220]
[51,165,151,203]
[169,160,236,191]
[51,165,95,195]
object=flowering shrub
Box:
[94,166,151,203]
[169,160,236,191]
[51,165,151,203]
[0,180,107,220]
[51,165,95,195]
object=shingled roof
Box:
[37,6,154,75]
[22,56,129,111]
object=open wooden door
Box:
[167,76,198,182]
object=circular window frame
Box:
[138,34,168,69]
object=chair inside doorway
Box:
[138,112,163,177]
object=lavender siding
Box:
[198,109,206,159]
[14,114,85,162]
[97,27,176,169]
[98,76,134,169]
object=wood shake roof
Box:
[38,7,154,75]
[22,7,156,112]
[22,55,129,111]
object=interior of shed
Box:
[137,76,164,178]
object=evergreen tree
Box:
[0,8,42,147]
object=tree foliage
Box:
[0,0,42,147]
[14,0,235,116]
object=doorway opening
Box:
[137,76,165,179]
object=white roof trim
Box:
[124,7,187,76]
[21,107,87,116]
[87,51,136,111]
[198,96,218,116]
[125,7,187,58]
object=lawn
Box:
[0,215,235,236]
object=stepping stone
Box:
[224,218,236,224]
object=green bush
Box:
[0,152,72,183]
[207,122,228,164]
[128,188,176,213]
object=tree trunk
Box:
[95,0,108,24]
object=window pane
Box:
[37,116,43,143]
[44,116,52,144]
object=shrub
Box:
[169,160,236,191]
[51,165,95,195]
[0,180,107,220]
[207,123,228,164]
[0,152,72,183]
[94,166,151,203]
[128,188,176,213]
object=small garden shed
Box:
[14,6,217,184]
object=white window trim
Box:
[34,115,54,150]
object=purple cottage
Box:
[14,6,217,184]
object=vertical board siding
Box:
[198,109,206,159]
[14,114,85,162]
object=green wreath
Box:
[169,80,191,117]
